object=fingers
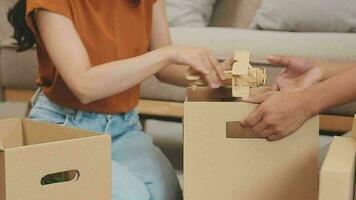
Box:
[249,121,285,141]
[267,55,293,66]
[258,128,275,138]
[267,134,284,141]
[208,54,226,81]
[249,86,274,97]
[201,56,222,88]
[242,91,276,104]
[221,57,234,71]
[203,72,221,88]
[271,83,279,91]
[251,121,270,136]
[241,108,263,128]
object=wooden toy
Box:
[186,51,267,98]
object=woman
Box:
[8,0,231,199]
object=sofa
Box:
[1,0,356,132]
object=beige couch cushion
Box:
[171,27,356,62]
[0,0,17,43]
[0,42,38,89]
[210,0,262,28]
[251,0,356,32]
[166,0,217,27]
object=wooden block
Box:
[232,51,250,75]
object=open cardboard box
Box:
[183,87,319,200]
[319,114,356,200]
[0,118,111,200]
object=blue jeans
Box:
[28,93,182,200]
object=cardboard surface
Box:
[0,119,112,200]
[184,88,319,200]
[319,114,356,200]
[21,119,97,146]
[0,119,23,149]
[319,137,356,200]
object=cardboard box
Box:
[0,118,111,200]
[184,87,319,200]
[319,115,356,200]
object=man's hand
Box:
[268,56,323,91]
[241,91,314,141]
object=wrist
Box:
[299,89,322,116]
[159,45,177,65]
[310,60,328,81]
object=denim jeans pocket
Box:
[29,105,70,126]
[126,110,142,130]
[28,95,71,126]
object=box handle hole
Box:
[226,121,262,139]
[41,170,80,186]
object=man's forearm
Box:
[304,66,356,115]
[315,60,355,81]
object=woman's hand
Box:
[268,55,323,91]
[164,45,228,88]
[241,91,315,141]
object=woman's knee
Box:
[112,161,150,200]
[142,147,182,200]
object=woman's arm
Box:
[149,0,187,86]
[34,7,224,104]
[150,0,232,87]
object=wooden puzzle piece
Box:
[232,51,249,76]
[185,51,267,98]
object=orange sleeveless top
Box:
[26,0,156,113]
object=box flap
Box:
[0,118,24,150]
[21,119,98,146]
[319,136,356,200]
